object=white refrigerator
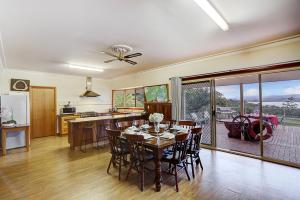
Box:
[1,94,30,149]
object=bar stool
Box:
[96,120,111,148]
[80,122,97,153]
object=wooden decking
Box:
[216,123,300,164]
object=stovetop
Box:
[79,112,98,118]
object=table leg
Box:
[2,130,6,156]
[25,127,30,151]
[153,148,163,192]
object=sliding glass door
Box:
[181,81,213,146]
[261,70,300,165]
[215,75,260,155]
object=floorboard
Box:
[1,136,300,200]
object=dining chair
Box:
[178,120,196,126]
[124,134,153,191]
[161,133,190,192]
[178,120,196,130]
[96,121,112,148]
[116,121,132,130]
[186,127,203,178]
[106,129,129,180]
[132,119,145,127]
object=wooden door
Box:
[30,86,56,138]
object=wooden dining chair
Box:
[178,120,196,127]
[186,127,203,178]
[161,133,190,192]
[116,121,132,130]
[124,134,153,191]
[106,129,129,180]
[178,120,196,132]
[132,119,145,127]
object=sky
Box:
[216,80,300,100]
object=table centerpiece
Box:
[149,113,164,143]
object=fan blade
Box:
[104,59,118,63]
[100,51,118,58]
[124,53,142,59]
[124,59,137,65]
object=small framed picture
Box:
[10,79,30,91]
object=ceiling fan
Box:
[101,45,142,65]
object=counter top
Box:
[68,113,144,123]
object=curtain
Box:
[170,77,182,121]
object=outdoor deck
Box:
[215,122,300,164]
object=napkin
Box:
[140,124,150,129]
[143,134,154,140]
[127,126,138,131]
[125,129,135,134]
[161,132,175,139]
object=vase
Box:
[154,122,160,144]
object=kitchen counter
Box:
[67,112,145,150]
[68,113,143,123]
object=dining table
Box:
[123,127,188,192]
[144,137,175,192]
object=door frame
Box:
[29,86,57,138]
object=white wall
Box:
[1,36,300,113]
[111,37,300,92]
[0,68,112,113]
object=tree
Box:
[282,96,298,117]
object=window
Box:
[144,84,168,102]
[125,89,135,107]
[112,87,145,108]
[113,90,125,107]
[135,88,145,107]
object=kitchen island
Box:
[68,113,145,150]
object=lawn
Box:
[285,117,300,127]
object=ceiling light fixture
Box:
[68,64,104,72]
[193,0,229,31]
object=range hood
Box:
[80,77,100,97]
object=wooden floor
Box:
[1,136,300,200]
[216,123,300,164]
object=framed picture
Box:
[144,84,169,102]
[10,79,30,91]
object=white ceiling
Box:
[0,0,300,79]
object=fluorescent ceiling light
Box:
[68,64,104,72]
[194,0,229,31]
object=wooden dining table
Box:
[141,136,176,192]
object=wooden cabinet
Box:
[144,102,172,121]
[58,114,80,135]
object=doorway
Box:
[30,86,56,138]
